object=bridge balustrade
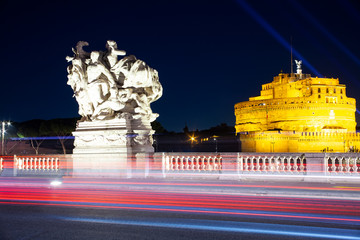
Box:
[326,156,360,175]
[238,155,305,174]
[165,154,222,172]
[15,156,59,172]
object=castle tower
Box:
[234,65,359,152]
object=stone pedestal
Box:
[71,117,155,177]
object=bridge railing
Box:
[163,153,222,172]
[162,152,360,179]
[15,155,60,171]
[1,153,360,181]
[325,155,360,175]
[238,154,305,174]
[0,155,70,177]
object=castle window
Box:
[334,88,336,93]
[318,88,321,93]
[326,88,329,93]
[340,89,343,94]
[318,95,321,98]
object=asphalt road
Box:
[0,178,359,240]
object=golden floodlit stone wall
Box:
[235,72,358,152]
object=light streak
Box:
[236,0,322,76]
[289,0,360,67]
[58,217,360,240]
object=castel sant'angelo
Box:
[235,60,360,153]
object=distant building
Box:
[235,68,360,152]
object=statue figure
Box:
[295,59,302,74]
[66,40,162,123]
[86,51,124,120]
[105,40,126,68]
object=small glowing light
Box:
[50,180,62,186]
[188,133,198,144]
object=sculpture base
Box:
[71,117,155,177]
[71,152,153,178]
[72,117,154,154]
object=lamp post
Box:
[1,121,11,155]
[214,137,218,153]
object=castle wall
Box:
[240,131,360,153]
[235,72,357,152]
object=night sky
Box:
[1,0,360,132]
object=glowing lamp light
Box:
[50,180,62,187]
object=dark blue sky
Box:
[1,0,360,132]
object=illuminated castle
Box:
[235,61,360,152]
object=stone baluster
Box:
[164,156,169,171]
[272,157,278,173]
[18,158,22,170]
[331,158,336,174]
[349,157,355,174]
[56,158,59,171]
[38,158,41,170]
[180,157,184,171]
[206,157,210,171]
[209,158,213,171]
[42,157,45,170]
[299,156,305,173]
[255,157,260,172]
[293,157,298,173]
[280,157,285,173]
[50,158,54,170]
[286,157,291,172]
[238,156,243,172]
[46,158,50,170]
[30,158,34,170]
[345,157,351,174]
[170,157,174,171]
[173,157,177,171]
[176,157,180,171]
[41,158,45,170]
[338,157,344,174]
[246,157,251,172]
[202,157,206,171]
[195,157,200,171]
[325,157,330,173]
[250,157,255,172]
[219,157,223,171]
[171,157,175,171]
[263,158,269,172]
[192,157,196,171]
[25,158,28,170]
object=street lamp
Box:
[1,121,11,155]
[212,135,219,153]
